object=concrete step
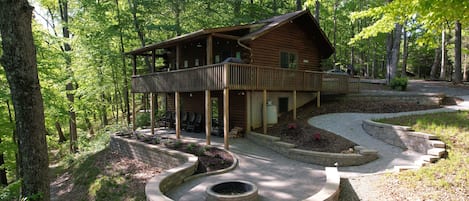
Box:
[394,165,420,172]
[427,148,447,157]
[429,140,446,148]
[414,160,430,167]
[421,155,440,163]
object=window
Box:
[236,52,241,59]
[280,52,298,69]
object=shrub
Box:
[135,112,150,127]
[390,77,408,91]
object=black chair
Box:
[158,111,172,128]
[193,113,203,133]
[186,112,199,132]
[184,112,196,131]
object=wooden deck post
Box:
[150,93,155,135]
[293,90,297,120]
[263,90,267,135]
[223,88,229,150]
[205,90,211,145]
[132,93,136,131]
[175,92,181,139]
[317,91,321,108]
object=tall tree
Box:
[439,29,447,80]
[0,137,7,186]
[58,0,78,153]
[453,21,462,84]
[0,0,50,199]
[296,0,302,11]
[401,23,409,77]
[430,47,442,79]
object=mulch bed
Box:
[163,140,234,173]
[258,93,442,153]
[123,133,234,174]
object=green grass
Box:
[378,111,469,199]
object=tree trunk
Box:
[387,23,402,84]
[386,30,393,83]
[296,0,302,11]
[0,0,50,199]
[101,93,108,126]
[453,21,462,84]
[85,117,94,135]
[114,0,131,126]
[401,24,409,77]
[440,29,447,80]
[0,137,7,186]
[464,53,468,82]
[333,0,337,68]
[59,0,78,153]
[430,47,441,79]
[55,121,67,143]
[6,100,19,180]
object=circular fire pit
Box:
[206,180,258,201]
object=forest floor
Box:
[49,147,162,201]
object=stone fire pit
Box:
[206,180,258,201]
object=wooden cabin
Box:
[127,10,345,149]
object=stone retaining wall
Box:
[304,167,341,201]
[247,132,378,166]
[362,120,436,153]
[332,91,445,106]
[110,135,198,200]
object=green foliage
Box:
[0,180,21,201]
[378,111,469,199]
[135,112,150,128]
[389,77,408,91]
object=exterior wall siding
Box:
[249,91,317,129]
[250,22,321,71]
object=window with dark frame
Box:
[280,51,298,69]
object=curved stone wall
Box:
[247,132,378,166]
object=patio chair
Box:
[193,113,203,133]
[183,112,196,131]
[158,111,172,128]
[169,111,176,128]
[179,111,188,129]
[186,112,200,132]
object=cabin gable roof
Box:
[126,10,334,59]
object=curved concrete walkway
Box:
[162,81,469,199]
[166,137,326,201]
[309,95,469,177]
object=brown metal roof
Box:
[126,10,334,58]
[125,24,256,55]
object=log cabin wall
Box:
[250,21,321,71]
[229,90,247,131]
[180,92,205,114]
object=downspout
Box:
[237,39,252,63]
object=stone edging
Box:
[362,120,444,154]
[247,132,378,166]
[303,167,340,201]
[109,135,238,201]
[362,119,447,170]
[333,91,445,106]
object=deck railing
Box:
[131,63,356,93]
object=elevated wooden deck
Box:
[132,63,358,93]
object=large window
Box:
[280,51,298,69]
